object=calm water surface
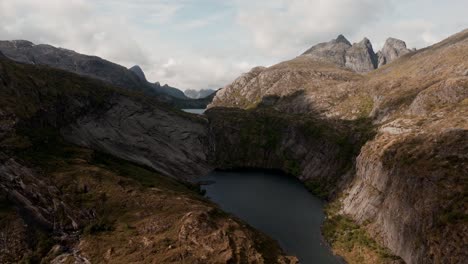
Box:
[182,109,205,114]
[200,170,341,264]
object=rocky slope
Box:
[208,29,468,264]
[0,40,213,108]
[0,54,298,263]
[302,35,412,73]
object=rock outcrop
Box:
[302,35,412,73]
[377,38,412,67]
[302,34,352,67]
[345,38,378,73]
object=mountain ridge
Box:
[302,34,413,73]
[0,40,195,102]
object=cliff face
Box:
[206,108,370,198]
[208,29,468,264]
[62,95,211,180]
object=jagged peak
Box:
[360,37,371,44]
[357,37,375,50]
[335,34,351,45]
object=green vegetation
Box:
[322,201,402,263]
[304,179,330,199]
[283,158,301,177]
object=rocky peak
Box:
[302,35,413,73]
[129,65,146,81]
[377,37,411,67]
[344,37,378,72]
[335,34,352,45]
[302,35,352,67]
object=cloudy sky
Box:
[1,0,467,90]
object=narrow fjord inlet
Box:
[201,171,341,264]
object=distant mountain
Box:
[0,40,198,103]
[152,81,187,99]
[184,89,217,99]
[302,35,412,73]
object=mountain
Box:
[151,81,188,99]
[129,65,147,81]
[302,35,412,73]
[184,88,217,99]
[210,35,413,109]
[377,38,413,67]
[0,54,296,263]
[1,29,466,264]
[208,29,468,264]
[0,40,205,104]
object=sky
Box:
[0,0,467,90]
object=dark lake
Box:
[182,109,205,114]
[200,170,341,264]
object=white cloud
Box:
[234,0,392,57]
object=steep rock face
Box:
[342,127,467,264]
[345,38,378,73]
[377,38,412,67]
[206,108,359,196]
[62,95,212,180]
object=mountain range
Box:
[0,40,211,108]
[0,29,467,264]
